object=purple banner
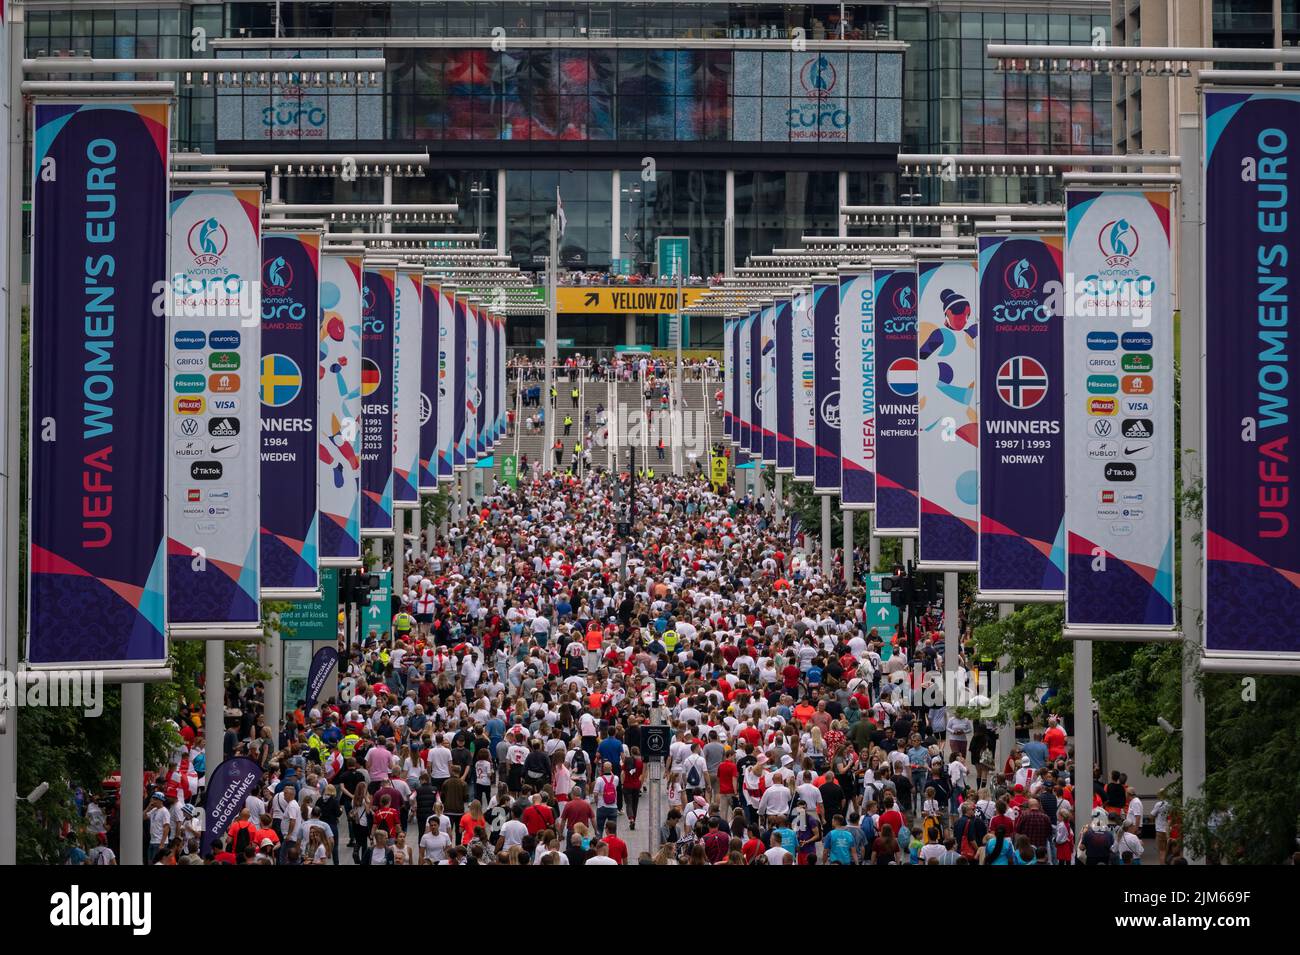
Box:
[361,269,395,534]
[201,757,263,856]
[775,297,795,472]
[748,307,764,458]
[28,101,170,666]
[813,280,841,494]
[419,279,440,490]
[792,288,816,482]
[873,267,919,535]
[723,316,733,441]
[260,232,320,592]
[305,645,339,706]
[452,295,467,469]
[317,253,363,564]
[1204,90,1300,655]
[475,301,488,458]
[977,234,1066,597]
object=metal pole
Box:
[411,500,422,561]
[205,640,224,789]
[265,618,282,747]
[674,268,683,476]
[1074,638,1094,821]
[944,571,959,704]
[820,494,832,579]
[997,604,1016,768]
[543,216,557,472]
[868,510,879,574]
[1178,109,1206,863]
[902,537,915,568]
[774,472,783,522]
[120,684,144,865]
[0,2,25,867]
[393,508,405,619]
[843,510,854,586]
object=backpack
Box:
[957,818,978,860]
[571,749,588,778]
[860,814,876,842]
[602,775,618,806]
[685,762,703,789]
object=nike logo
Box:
[1124,444,1150,455]
[211,444,236,454]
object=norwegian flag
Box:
[996,355,1050,410]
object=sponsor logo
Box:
[1121,353,1153,373]
[175,396,205,415]
[1086,331,1119,351]
[209,352,240,372]
[190,461,223,480]
[208,441,240,458]
[1110,521,1134,536]
[174,329,206,350]
[173,439,205,458]
[1121,375,1153,395]
[173,373,206,394]
[263,255,294,295]
[995,355,1049,409]
[1096,506,1120,521]
[195,521,219,535]
[1122,397,1152,415]
[1087,397,1117,416]
[208,329,241,350]
[1121,419,1153,439]
[1121,490,1146,505]
[1104,462,1137,482]
[1086,374,1119,395]
[1098,489,1116,504]
[1088,440,1119,459]
[886,357,919,397]
[207,489,232,502]
[1120,507,1145,520]
[187,217,228,266]
[208,417,240,437]
[1087,357,1118,371]
[207,505,232,518]
[209,373,241,393]
[1120,331,1153,351]
[175,417,201,438]
[210,397,240,413]
[174,355,206,368]
[1123,442,1154,460]
[182,505,206,518]
[187,488,201,503]
[1099,218,1138,268]
[1092,419,1114,438]
[819,392,840,428]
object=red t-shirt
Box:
[717,760,739,795]
[878,810,906,838]
[560,799,595,832]
[989,814,1016,838]
[603,835,628,864]
[522,803,556,835]
[782,665,801,689]
[1044,726,1067,760]
[738,726,761,750]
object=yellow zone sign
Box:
[557,287,706,314]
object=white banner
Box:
[738,311,753,452]
[392,268,422,507]
[317,252,363,565]
[761,302,777,465]
[916,258,979,570]
[167,187,262,627]
[838,268,875,508]
[1064,188,1176,633]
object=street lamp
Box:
[470,179,492,250]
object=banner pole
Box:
[393,508,405,618]
[820,494,832,579]
[1178,108,1206,862]
[205,640,224,789]
[0,3,25,867]
[868,511,879,574]
[996,604,1016,770]
[944,570,959,710]
[1074,637,1094,820]
[265,618,282,744]
[120,683,145,865]
[843,508,854,586]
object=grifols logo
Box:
[187,217,228,267]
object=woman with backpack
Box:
[348,787,372,866]
[622,748,644,831]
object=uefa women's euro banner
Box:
[419,278,441,491]
[737,310,752,453]
[392,268,422,508]
[1064,189,1175,635]
[723,315,734,442]
[775,296,795,473]
[361,268,395,535]
[259,231,321,596]
[917,258,979,571]
[318,252,363,565]
[167,187,262,630]
[838,269,875,509]
[977,234,1065,601]
[1203,90,1300,657]
[812,279,841,495]
[28,100,170,666]
[792,287,816,483]
[873,265,919,536]
[748,307,764,459]
[436,286,457,479]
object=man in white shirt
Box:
[765,831,794,865]
[419,816,452,863]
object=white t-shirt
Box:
[148,807,170,843]
[500,819,529,849]
[419,830,452,863]
[765,846,793,865]
[585,855,618,865]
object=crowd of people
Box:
[59,465,1179,866]
[549,270,726,287]
[507,354,721,384]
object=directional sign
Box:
[364,570,392,640]
[555,287,705,315]
[641,725,671,761]
[867,573,900,635]
[501,453,518,489]
[278,568,339,641]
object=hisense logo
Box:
[49,886,151,935]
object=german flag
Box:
[361,357,382,397]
